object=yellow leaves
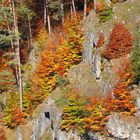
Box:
[31,14,84,105]
[36,28,48,48]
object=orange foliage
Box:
[61,58,136,134]
[103,23,133,59]
[85,96,112,132]
[86,7,91,14]
[83,61,135,132]
[11,107,25,127]
[0,127,5,140]
[95,0,105,13]
[112,60,136,115]
[32,15,83,98]
[97,33,105,48]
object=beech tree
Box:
[103,23,133,59]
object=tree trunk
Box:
[84,0,87,20]
[44,0,47,28]
[94,0,97,11]
[61,2,64,24]
[28,18,32,46]
[70,5,73,19]
[72,0,76,14]
[44,0,51,34]
[11,0,23,111]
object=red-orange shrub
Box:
[103,23,133,59]
[97,33,105,48]
[112,60,136,115]
[12,107,25,127]
[95,0,105,13]
[85,96,112,132]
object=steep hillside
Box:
[0,0,140,140]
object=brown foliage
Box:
[103,23,133,59]
[97,33,105,48]
[95,0,105,13]
[11,107,25,127]
[112,60,136,115]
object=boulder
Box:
[106,113,140,140]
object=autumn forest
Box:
[0,0,140,140]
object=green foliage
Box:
[56,76,68,87]
[0,70,16,93]
[98,7,113,23]
[61,60,136,135]
[55,95,69,107]
[17,4,34,20]
[61,93,87,134]
[131,25,140,83]
[48,0,62,21]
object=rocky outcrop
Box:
[5,94,81,140]
[82,32,96,63]
[106,113,140,140]
[28,42,41,70]
[93,50,101,80]
[68,63,102,96]
[82,31,102,80]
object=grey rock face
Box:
[68,63,102,96]
[106,113,140,140]
[82,32,96,63]
[14,97,81,140]
[136,95,140,113]
[82,31,102,80]
[28,42,41,70]
[93,50,101,80]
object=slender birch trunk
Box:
[44,0,47,28]
[11,0,23,111]
[70,5,73,19]
[72,0,76,13]
[84,0,87,20]
[44,0,51,34]
[61,2,64,24]
[28,18,32,46]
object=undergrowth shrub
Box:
[97,33,105,48]
[61,92,87,134]
[84,97,112,133]
[4,107,25,128]
[95,0,105,13]
[36,28,48,48]
[112,59,136,115]
[95,0,113,22]
[98,7,113,23]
